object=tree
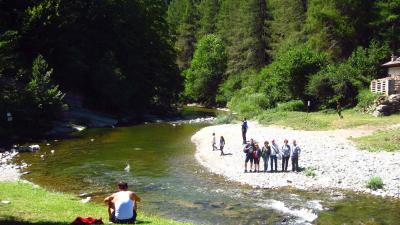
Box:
[216,0,268,76]
[267,0,307,58]
[306,0,375,60]
[196,0,219,39]
[26,55,66,123]
[167,0,198,70]
[184,34,227,105]
[257,45,327,106]
[372,0,400,52]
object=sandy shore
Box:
[192,122,400,198]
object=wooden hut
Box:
[371,55,400,95]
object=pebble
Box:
[192,122,400,198]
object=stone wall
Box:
[372,94,400,117]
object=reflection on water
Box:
[16,108,400,225]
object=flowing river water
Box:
[15,107,400,225]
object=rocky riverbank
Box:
[0,151,23,181]
[192,122,400,198]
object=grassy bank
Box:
[351,128,400,152]
[257,109,400,130]
[0,181,192,225]
[220,109,400,131]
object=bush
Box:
[216,69,256,105]
[214,113,236,124]
[303,167,316,177]
[355,89,380,113]
[227,87,271,118]
[257,45,327,106]
[307,42,390,109]
[366,176,384,190]
[276,100,305,111]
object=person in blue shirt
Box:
[291,140,301,172]
[241,118,248,144]
[281,139,291,172]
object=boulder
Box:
[372,94,400,117]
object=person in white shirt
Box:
[270,140,279,172]
[291,140,301,172]
[104,182,141,224]
[212,133,217,151]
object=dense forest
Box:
[0,0,181,138]
[168,0,400,115]
[1,0,400,138]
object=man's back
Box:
[113,191,134,220]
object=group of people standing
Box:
[211,118,302,173]
[241,118,301,173]
[243,138,301,173]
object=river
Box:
[16,107,400,225]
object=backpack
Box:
[253,148,260,159]
[71,217,103,225]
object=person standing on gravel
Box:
[281,139,291,172]
[219,136,226,156]
[241,118,248,144]
[212,133,217,151]
[291,140,301,172]
[243,139,254,172]
[261,141,271,172]
[270,140,279,172]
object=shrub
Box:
[276,100,305,112]
[227,87,271,118]
[216,69,256,105]
[257,45,327,106]
[303,167,316,177]
[214,113,236,124]
[355,89,380,113]
[366,176,384,190]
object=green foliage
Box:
[0,55,65,139]
[216,0,268,76]
[1,0,182,115]
[372,0,400,51]
[276,100,305,112]
[306,0,375,60]
[355,90,380,113]
[167,0,198,70]
[228,88,270,118]
[257,45,327,106]
[366,176,384,190]
[307,43,390,108]
[196,0,219,39]
[216,69,256,105]
[304,167,316,177]
[26,55,66,120]
[214,113,236,124]
[183,34,227,106]
[267,0,307,58]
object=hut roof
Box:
[382,56,400,67]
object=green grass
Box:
[0,181,192,225]
[351,128,400,152]
[255,109,400,131]
[365,176,384,190]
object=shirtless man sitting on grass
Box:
[104,182,141,224]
